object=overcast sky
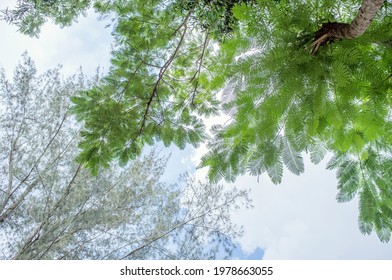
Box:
[1,1,391,259]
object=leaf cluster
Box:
[1,0,91,37]
[200,0,392,241]
[71,0,225,172]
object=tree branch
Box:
[310,0,384,54]
[119,193,241,259]
[0,112,70,223]
[190,30,210,105]
[138,11,192,136]
[13,164,81,259]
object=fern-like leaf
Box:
[282,137,304,175]
[358,219,373,235]
[267,158,283,184]
[374,213,391,243]
[335,159,360,203]
[309,138,328,164]
[358,187,377,235]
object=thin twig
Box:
[190,30,210,105]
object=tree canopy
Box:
[2,0,392,242]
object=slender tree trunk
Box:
[311,0,384,54]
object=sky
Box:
[0,1,391,260]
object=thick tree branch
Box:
[311,0,384,54]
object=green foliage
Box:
[200,0,392,242]
[1,0,91,36]
[5,0,392,242]
[176,0,256,40]
[69,0,225,170]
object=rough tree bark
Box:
[311,0,385,54]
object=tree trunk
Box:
[311,0,384,54]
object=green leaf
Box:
[358,219,373,235]
[335,159,360,203]
[358,187,377,234]
[309,139,328,164]
[282,137,304,176]
[267,158,283,184]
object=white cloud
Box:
[223,156,392,259]
[0,4,112,78]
